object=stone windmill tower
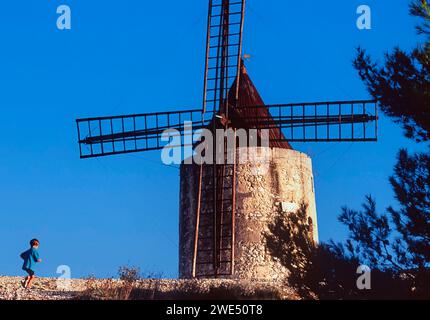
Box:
[76,0,378,281]
[179,64,319,281]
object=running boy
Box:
[20,239,42,289]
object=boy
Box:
[20,239,42,289]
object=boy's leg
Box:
[24,269,36,289]
[22,268,31,288]
[26,275,35,289]
[22,276,29,288]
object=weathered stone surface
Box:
[179,147,318,281]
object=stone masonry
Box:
[179,147,318,281]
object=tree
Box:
[388,150,430,272]
[410,0,430,36]
[342,0,430,298]
[266,204,357,299]
[267,0,430,300]
[339,151,430,296]
[266,204,411,300]
[353,0,430,143]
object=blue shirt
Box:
[21,247,40,271]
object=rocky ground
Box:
[0,276,298,300]
[0,277,87,300]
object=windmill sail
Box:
[74,0,379,280]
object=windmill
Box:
[76,0,378,279]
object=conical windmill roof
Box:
[227,64,292,150]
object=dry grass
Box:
[77,278,288,300]
[74,267,289,300]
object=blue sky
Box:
[0,0,426,279]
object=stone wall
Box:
[179,147,318,281]
[0,277,299,300]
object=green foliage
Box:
[354,0,430,143]
[266,204,414,299]
[410,0,430,36]
[339,196,395,270]
[265,204,315,277]
[267,2,430,295]
[341,0,430,298]
[265,204,355,299]
[354,47,430,142]
[388,150,430,271]
[336,124,430,297]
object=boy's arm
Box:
[33,250,42,263]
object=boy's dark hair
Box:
[30,239,40,247]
